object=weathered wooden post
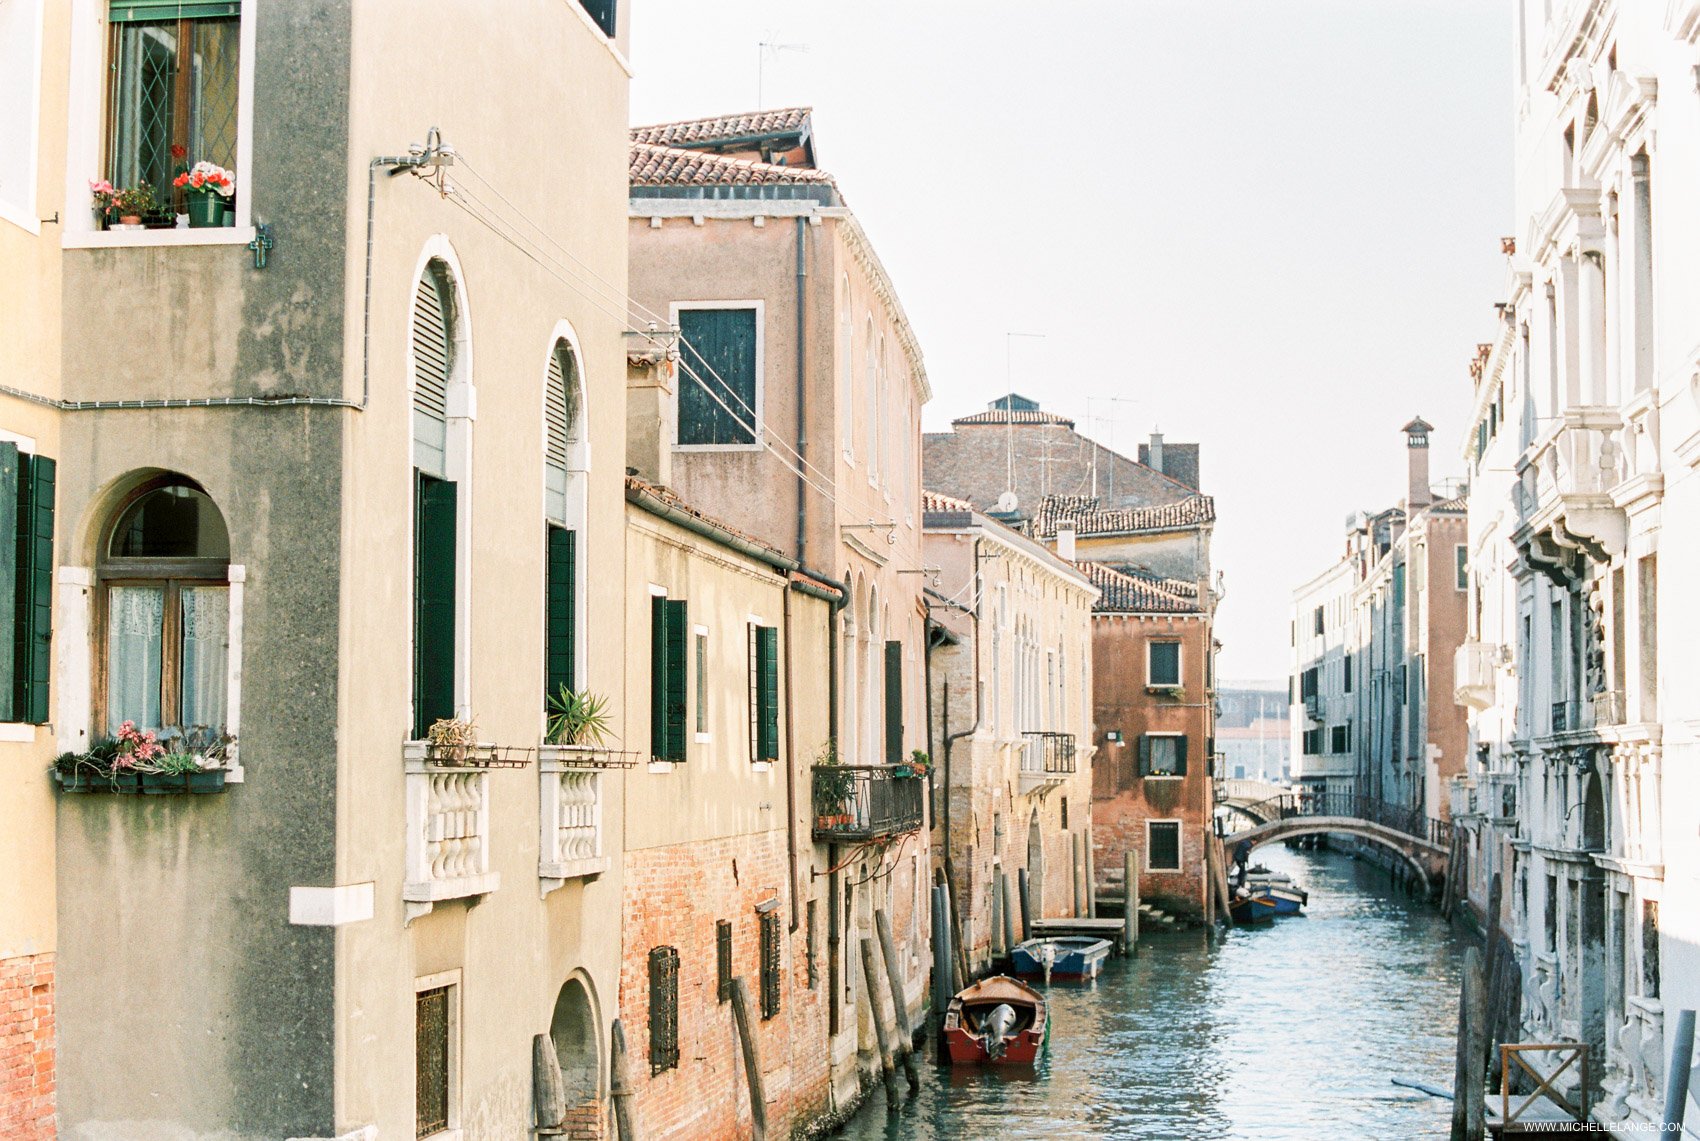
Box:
[861,939,901,1112]
[609,1018,640,1141]
[931,886,951,1031]
[1000,870,1017,955]
[1123,850,1140,957]
[1017,867,1032,941]
[1086,835,1098,919]
[1449,945,1487,1141]
[532,1034,566,1134]
[728,978,768,1140]
[875,910,921,1092]
[1072,832,1086,917]
[1663,1008,1696,1131]
[990,872,1005,959]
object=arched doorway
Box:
[548,976,601,1125]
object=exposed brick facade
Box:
[0,953,54,1140]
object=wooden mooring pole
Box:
[1123,851,1140,956]
[609,1018,640,1141]
[1017,868,1032,941]
[930,885,951,1030]
[999,868,1017,956]
[861,938,900,1113]
[728,977,768,1140]
[875,910,921,1093]
[1448,945,1486,1141]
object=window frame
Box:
[671,300,765,453]
[694,625,710,742]
[413,969,462,1140]
[0,0,45,235]
[1138,731,1187,779]
[1146,639,1183,689]
[1146,819,1183,873]
[63,0,258,248]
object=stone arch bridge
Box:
[1216,784,1452,894]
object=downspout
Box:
[794,215,809,562]
[784,584,799,932]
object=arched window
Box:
[864,319,878,485]
[99,480,231,736]
[839,277,854,458]
[413,259,455,479]
[545,334,587,710]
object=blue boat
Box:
[1264,885,1307,916]
[1010,936,1113,981]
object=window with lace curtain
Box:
[98,480,230,737]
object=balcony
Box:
[1454,642,1501,711]
[1528,407,1626,560]
[812,764,925,842]
[1018,731,1077,794]
[403,742,502,923]
[537,744,639,894]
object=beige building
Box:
[41,2,634,1137]
[0,2,67,1136]
[923,491,1098,970]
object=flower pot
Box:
[110,771,142,794]
[119,214,142,226]
[58,770,93,792]
[186,192,227,228]
[188,770,227,794]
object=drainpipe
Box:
[794,215,809,562]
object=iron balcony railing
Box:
[1231,790,1454,849]
[811,764,925,842]
[1021,731,1077,775]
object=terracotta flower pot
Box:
[119,215,141,226]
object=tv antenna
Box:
[757,40,809,110]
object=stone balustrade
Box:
[538,745,614,894]
[403,743,501,923]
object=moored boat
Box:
[1010,936,1113,981]
[1264,884,1308,915]
[943,975,1049,1065]
[1228,886,1278,925]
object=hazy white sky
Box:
[629,1,1512,680]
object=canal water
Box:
[836,845,1473,1140]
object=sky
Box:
[628,0,1513,681]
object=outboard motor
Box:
[984,1003,1017,1060]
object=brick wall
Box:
[0,953,54,1140]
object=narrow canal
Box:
[836,845,1474,1139]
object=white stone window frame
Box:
[61,0,259,249]
[414,968,464,1141]
[670,299,765,454]
[693,623,711,745]
[1146,638,1183,689]
[1142,730,1186,781]
[1145,818,1184,873]
[0,0,45,235]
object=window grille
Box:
[716,920,732,1004]
[648,946,679,1075]
[759,911,782,1020]
[415,986,450,1137]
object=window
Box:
[695,628,709,738]
[576,0,616,37]
[1147,641,1181,688]
[883,639,903,762]
[648,945,680,1075]
[414,975,459,1139]
[106,2,241,210]
[413,475,456,739]
[99,480,230,737]
[1137,733,1186,777]
[1393,563,1406,609]
[759,909,782,1020]
[1302,727,1324,755]
[1313,606,1325,636]
[1343,653,1353,694]
[677,306,759,447]
[1330,724,1349,754]
[1299,665,1318,700]
[0,445,53,724]
[650,596,687,761]
[838,277,853,458]
[545,526,576,707]
[749,624,778,764]
[1060,797,1068,830]
[1456,545,1468,591]
[544,336,584,714]
[715,919,732,1004]
[0,0,43,231]
[1147,820,1182,872]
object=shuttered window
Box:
[1148,641,1181,687]
[0,447,54,727]
[545,526,576,707]
[759,910,781,1020]
[413,474,457,740]
[716,920,733,1004]
[1147,821,1182,872]
[544,340,577,522]
[883,639,903,763]
[750,625,778,764]
[1137,734,1186,777]
[648,946,679,1075]
[413,263,453,478]
[650,597,687,761]
[677,308,758,447]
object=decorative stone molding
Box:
[538,746,615,895]
[404,746,499,923]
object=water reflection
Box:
[835,846,1472,1140]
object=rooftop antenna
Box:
[757,40,809,110]
[1004,332,1045,506]
[1085,395,1138,500]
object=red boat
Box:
[942,975,1048,1065]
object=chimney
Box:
[1403,417,1433,512]
[626,350,676,487]
[1056,522,1077,562]
[1148,431,1165,475]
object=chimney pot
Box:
[1057,523,1077,562]
[1148,431,1165,474]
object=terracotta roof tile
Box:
[630,142,836,188]
[631,107,812,148]
[921,489,975,514]
[1077,562,1202,614]
[1032,493,1215,538]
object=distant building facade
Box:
[1216,683,1290,784]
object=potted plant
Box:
[425,716,479,766]
[546,685,613,748]
[813,740,855,828]
[174,162,234,228]
[88,179,117,229]
[109,183,155,228]
[898,749,930,779]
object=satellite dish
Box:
[995,490,1018,513]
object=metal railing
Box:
[1021,731,1077,775]
[811,764,925,842]
[1231,790,1453,848]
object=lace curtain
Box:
[107,586,164,733]
[180,587,229,732]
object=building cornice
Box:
[834,213,931,405]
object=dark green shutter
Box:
[413,474,457,739]
[650,596,668,757]
[1174,735,1188,777]
[0,445,16,716]
[665,600,688,759]
[883,640,903,763]
[1137,734,1151,777]
[677,308,758,446]
[756,626,779,763]
[545,526,576,708]
[109,0,241,21]
[14,455,53,725]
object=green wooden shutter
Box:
[0,444,16,718]
[677,308,758,446]
[1137,734,1151,777]
[15,455,53,725]
[756,626,779,763]
[883,639,902,763]
[664,600,688,759]
[413,474,457,739]
[650,596,668,758]
[109,1,241,21]
[545,526,576,708]
[1174,735,1188,777]
[412,264,452,479]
